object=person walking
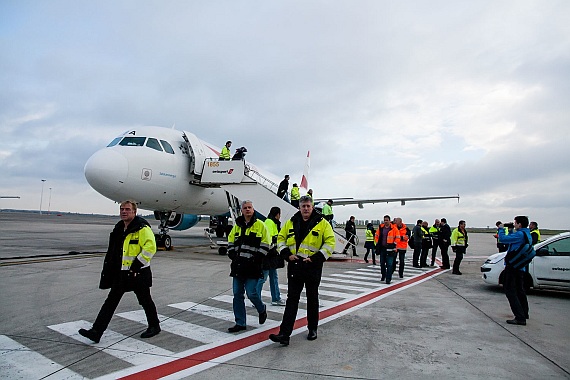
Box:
[219,141,232,160]
[257,207,286,306]
[393,217,409,278]
[363,223,376,264]
[227,200,270,332]
[429,219,441,266]
[438,218,451,269]
[342,215,358,257]
[78,200,160,343]
[411,220,423,268]
[290,183,301,209]
[268,196,335,346]
[451,220,468,275]
[374,215,399,284]
[322,199,334,225]
[498,216,531,325]
[277,175,290,202]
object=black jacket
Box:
[99,216,152,290]
[439,223,452,247]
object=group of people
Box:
[78,196,335,347]
[355,217,465,280]
[219,140,248,161]
[226,196,335,346]
[76,193,536,346]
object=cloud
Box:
[1,0,569,228]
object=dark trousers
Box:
[93,278,159,332]
[503,265,529,321]
[430,240,439,265]
[377,246,396,282]
[279,272,321,337]
[452,246,466,273]
[420,246,430,267]
[412,245,422,267]
[393,250,406,277]
[343,236,356,255]
[439,243,450,268]
[364,248,376,264]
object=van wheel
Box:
[218,246,228,255]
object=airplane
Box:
[84,126,459,251]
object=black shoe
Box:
[140,325,161,339]
[440,266,450,269]
[228,324,247,333]
[307,330,318,341]
[386,280,391,284]
[399,275,404,279]
[364,259,369,263]
[353,254,359,257]
[506,319,526,326]
[269,333,290,345]
[430,262,435,266]
[381,276,385,281]
[372,262,377,265]
[259,309,267,325]
[413,264,420,268]
[452,270,462,275]
[78,328,101,343]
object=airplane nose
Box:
[84,149,128,199]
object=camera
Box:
[504,222,514,229]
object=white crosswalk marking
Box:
[169,300,280,325]
[116,310,229,343]
[318,282,366,292]
[1,262,437,380]
[344,270,381,278]
[322,275,381,286]
[276,284,355,299]
[212,295,336,313]
[0,335,83,380]
[47,320,173,365]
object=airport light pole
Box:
[39,179,46,215]
[48,187,52,215]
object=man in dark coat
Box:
[79,200,160,343]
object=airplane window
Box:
[119,137,146,146]
[160,140,175,154]
[107,137,122,147]
[146,138,163,152]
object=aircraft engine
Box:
[167,213,201,230]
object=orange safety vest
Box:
[395,223,409,250]
[374,223,400,250]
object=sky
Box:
[1,1,569,229]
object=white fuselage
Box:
[84,126,275,215]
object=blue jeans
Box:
[256,269,281,302]
[232,277,265,326]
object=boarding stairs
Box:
[199,159,354,258]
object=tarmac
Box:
[0,211,569,379]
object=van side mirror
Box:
[536,247,549,256]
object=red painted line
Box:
[119,268,442,379]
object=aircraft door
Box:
[183,131,208,175]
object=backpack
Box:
[505,232,536,270]
[408,234,415,249]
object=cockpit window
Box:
[107,137,122,147]
[160,140,175,154]
[119,137,146,146]
[146,138,163,152]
